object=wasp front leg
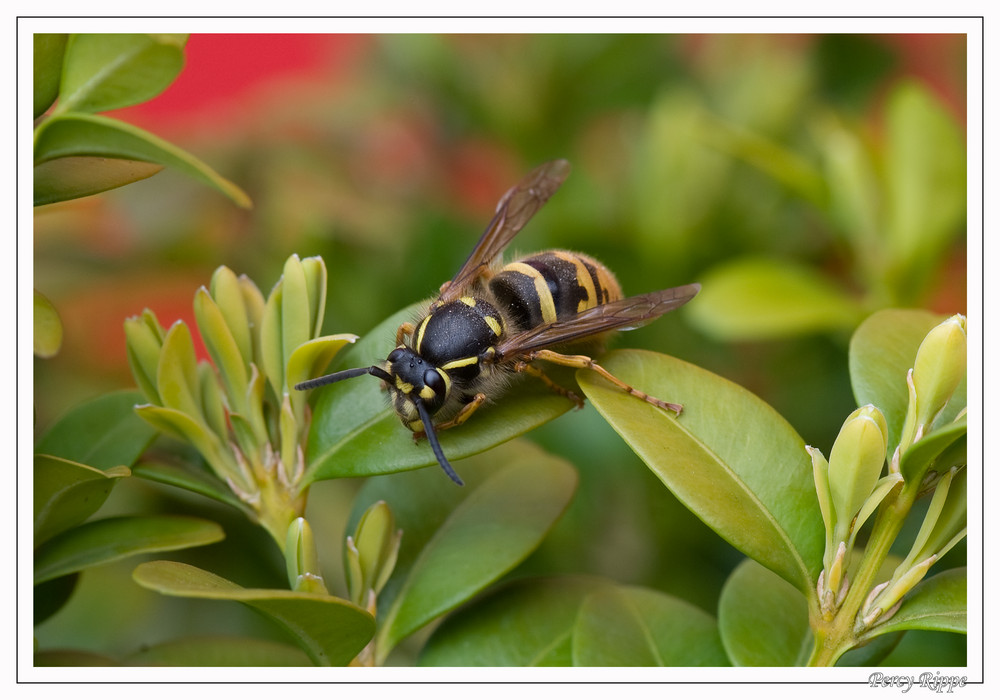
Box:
[396,321,416,346]
[527,349,683,415]
[411,393,487,443]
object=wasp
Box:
[296,160,700,485]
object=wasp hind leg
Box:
[527,349,683,415]
[514,360,585,409]
[411,393,487,443]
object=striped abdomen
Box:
[488,250,622,332]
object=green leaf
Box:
[34,155,164,206]
[899,416,967,485]
[34,390,157,470]
[884,81,966,300]
[132,560,374,666]
[815,114,882,261]
[34,454,130,546]
[156,321,203,420]
[34,573,81,625]
[34,515,224,585]
[34,113,251,208]
[131,460,249,513]
[194,287,249,415]
[34,33,68,118]
[56,34,187,115]
[303,305,575,484]
[699,115,827,208]
[33,289,63,357]
[286,335,359,397]
[686,257,863,340]
[124,635,312,667]
[573,585,729,666]
[280,254,312,390]
[849,309,960,450]
[420,576,605,666]
[34,649,118,667]
[579,349,824,593]
[367,443,577,660]
[862,568,966,638]
[717,558,811,666]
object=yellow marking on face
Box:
[484,315,502,336]
[441,356,478,370]
[414,316,431,352]
[460,296,477,307]
[419,385,437,401]
[395,377,414,394]
[506,261,557,324]
[437,369,452,394]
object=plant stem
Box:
[806,480,920,666]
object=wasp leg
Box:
[514,360,585,409]
[396,322,416,346]
[528,348,683,415]
[411,393,487,442]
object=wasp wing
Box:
[495,283,701,359]
[436,159,571,305]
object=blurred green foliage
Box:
[33,34,967,667]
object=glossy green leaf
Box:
[194,287,249,414]
[699,115,827,208]
[34,390,157,470]
[260,279,285,399]
[370,445,577,660]
[899,416,967,484]
[346,443,539,615]
[862,567,966,638]
[34,455,130,546]
[34,515,224,584]
[849,309,965,451]
[132,560,374,666]
[579,349,824,593]
[34,155,164,206]
[56,34,186,115]
[573,585,729,666]
[124,635,312,667]
[718,558,811,666]
[33,289,63,357]
[131,460,249,513]
[33,113,251,208]
[686,257,863,340]
[286,335,359,396]
[34,573,81,625]
[34,33,68,118]
[884,81,966,298]
[280,255,313,390]
[156,321,203,419]
[420,576,606,666]
[303,305,575,484]
[815,114,881,262]
[34,649,118,667]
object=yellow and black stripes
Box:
[488,250,622,332]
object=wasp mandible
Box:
[296,160,700,485]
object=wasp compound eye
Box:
[424,368,446,397]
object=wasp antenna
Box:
[414,398,464,486]
[295,365,387,391]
